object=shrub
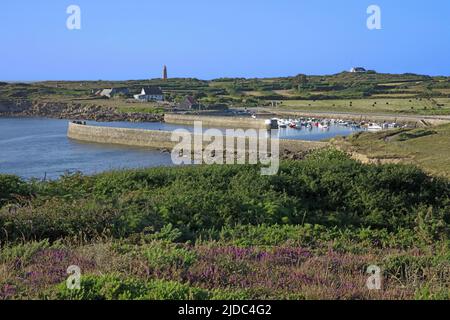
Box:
[51,275,208,300]
[415,286,450,300]
[394,130,437,142]
[143,241,197,272]
[213,224,421,250]
[210,288,253,300]
[0,240,50,264]
[0,149,449,243]
[0,198,120,242]
[0,174,30,207]
[414,206,450,243]
[382,253,450,283]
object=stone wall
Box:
[67,122,179,149]
[164,113,276,129]
[67,122,327,153]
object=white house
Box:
[133,87,164,102]
[350,67,367,73]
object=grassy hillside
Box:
[1,72,450,115]
[334,123,450,177]
[275,97,450,115]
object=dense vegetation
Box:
[0,150,449,300]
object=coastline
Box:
[0,99,163,122]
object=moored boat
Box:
[368,123,383,131]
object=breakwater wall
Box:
[164,113,277,129]
[67,122,327,153]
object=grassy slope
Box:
[334,123,450,177]
[274,98,450,115]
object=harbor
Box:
[271,116,406,131]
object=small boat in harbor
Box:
[270,116,404,133]
[368,123,383,131]
[318,122,329,129]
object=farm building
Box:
[179,96,200,110]
[99,88,129,98]
[350,67,367,73]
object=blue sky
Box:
[0,0,449,80]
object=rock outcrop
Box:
[0,100,163,122]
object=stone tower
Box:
[162,65,168,80]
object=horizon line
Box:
[2,71,449,83]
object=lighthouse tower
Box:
[162,65,168,80]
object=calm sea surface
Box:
[0,117,363,179]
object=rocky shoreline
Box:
[0,100,163,122]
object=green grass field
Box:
[274,98,450,115]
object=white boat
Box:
[276,119,286,127]
[388,123,398,128]
[368,123,383,131]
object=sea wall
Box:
[164,113,277,129]
[67,122,327,153]
[67,122,179,149]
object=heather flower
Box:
[24,248,96,288]
[0,284,17,300]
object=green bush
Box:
[394,129,437,141]
[1,149,449,243]
[0,198,120,242]
[0,174,30,207]
[415,286,450,300]
[212,224,421,250]
[34,172,94,200]
[414,206,450,243]
[382,253,450,282]
[143,241,197,272]
[0,240,50,264]
[51,275,209,300]
[210,288,253,300]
